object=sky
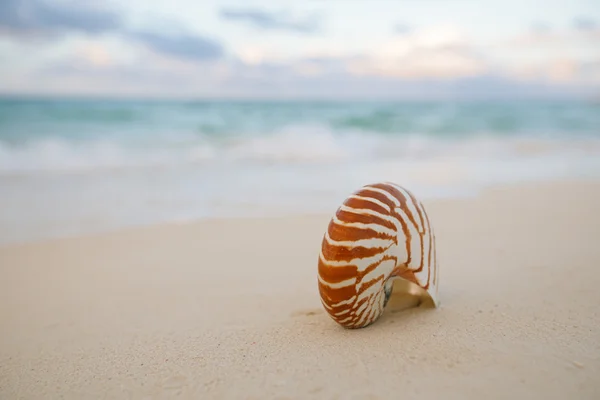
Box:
[0,0,599,99]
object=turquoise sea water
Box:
[1,97,599,244]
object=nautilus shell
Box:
[318,182,439,329]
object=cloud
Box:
[394,23,411,34]
[202,65,598,100]
[578,59,600,84]
[499,20,600,49]
[530,21,552,33]
[343,26,488,79]
[498,54,600,87]
[20,44,231,97]
[76,43,113,67]
[349,45,487,79]
[573,17,598,31]
[0,0,121,37]
[127,31,224,61]
[0,0,224,62]
[7,45,599,100]
[231,25,489,81]
[219,8,321,33]
[213,23,600,97]
[234,23,598,89]
[2,10,598,100]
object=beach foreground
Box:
[1,180,599,399]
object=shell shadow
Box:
[387,278,436,312]
[291,279,437,330]
[375,278,436,325]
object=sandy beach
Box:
[1,180,599,399]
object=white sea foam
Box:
[2,125,598,174]
[1,125,599,245]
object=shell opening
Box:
[385,277,437,312]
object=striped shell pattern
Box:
[318,182,439,329]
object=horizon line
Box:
[1,92,598,103]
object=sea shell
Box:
[317,182,439,329]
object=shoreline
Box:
[1,178,600,399]
[2,128,600,248]
[1,177,597,249]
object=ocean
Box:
[1,97,599,245]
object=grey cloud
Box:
[26,52,599,99]
[578,59,600,80]
[0,0,121,36]
[127,31,223,61]
[573,17,597,31]
[530,21,552,33]
[394,23,411,34]
[40,59,194,87]
[219,8,321,33]
[0,0,224,61]
[32,60,224,97]
[219,65,590,100]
